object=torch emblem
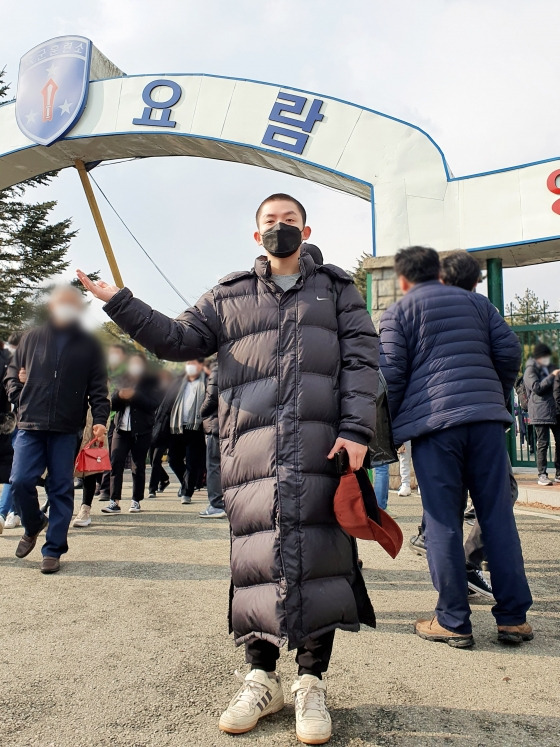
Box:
[41,78,59,121]
[15,35,92,146]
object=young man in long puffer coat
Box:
[77,193,379,745]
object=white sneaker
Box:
[129,500,141,513]
[4,512,21,529]
[398,484,411,497]
[219,669,284,734]
[72,504,91,527]
[292,674,332,745]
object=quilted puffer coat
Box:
[103,252,379,648]
[523,358,557,425]
[380,280,521,444]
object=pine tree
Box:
[348,251,370,301]
[0,69,76,338]
[507,288,556,325]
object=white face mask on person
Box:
[185,363,199,377]
[127,363,144,378]
[50,303,83,324]
[538,356,552,367]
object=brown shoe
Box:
[40,556,60,574]
[415,616,474,648]
[15,515,48,558]
[497,622,533,645]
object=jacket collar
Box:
[253,251,316,282]
[405,279,442,295]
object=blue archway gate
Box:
[3,35,560,276]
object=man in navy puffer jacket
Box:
[380,246,532,648]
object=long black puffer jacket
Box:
[103,252,379,649]
[201,365,219,437]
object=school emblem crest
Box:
[15,35,92,146]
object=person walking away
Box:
[380,246,532,648]
[166,360,207,505]
[77,192,378,745]
[199,362,226,517]
[102,352,159,514]
[147,367,174,497]
[4,286,109,573]
[523,344,560,485]
[98,343,129,500]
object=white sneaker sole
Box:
[219,695,284,734]
[296,726,332,745]
[72,520,91,527]
[467,581,494,600]
[129,508,141,513]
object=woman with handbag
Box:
[73,411,111,527]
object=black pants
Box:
[148,445,169,493]
[245,631,335,679]
[110,429,151,502]
[81,473,101,507]
[534,422,560,476]
[168,429,206,498]
[99,419,115,496]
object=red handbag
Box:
[74,438,111,477]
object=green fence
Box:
[507,313,560,468]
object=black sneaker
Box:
[101,500,121,514]
[158,479,170,493]
[466,566,494,599]
[409,526,427,557]
[554,474,560,485]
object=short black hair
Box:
[109,343,127,353]
[256,193,307,226]
[302,243,323,265]
[441,251,481,291]
[394,246,440,284]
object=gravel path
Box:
[1,476,559,746]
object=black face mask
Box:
[261,222,302,258]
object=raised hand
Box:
[76,269,121,303]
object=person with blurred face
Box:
[102,352,160,514]
[147,368,174,498]
[165,359,207,504]
[4,285,109,573]
[97,343,129,501]
[77,192,378,745]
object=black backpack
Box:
[515,374,529,411]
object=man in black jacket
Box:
[4,286,109,574]
[77,193,378,746]
[102,351,160,514]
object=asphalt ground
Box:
[1,476,559,747]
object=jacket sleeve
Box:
[486,300,522,401]
[103,288,219,361]
[4,340,25,406]
[129,380,160,414]
[200,367,218,420]
[524,364,555,396]
[336,282,379,445]
[379,306,409,420]
[554,374,560,414]
[88,341,110,426]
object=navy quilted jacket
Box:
[379,280,521,443]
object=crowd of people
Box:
[0,191,557,745]
[0,290,227,566]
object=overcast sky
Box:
[3,0,560,321]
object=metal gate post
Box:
[487,257,504,314]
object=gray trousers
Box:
[464,457,518,568]
[206,433,225,510]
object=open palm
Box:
[76,269,120,302]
